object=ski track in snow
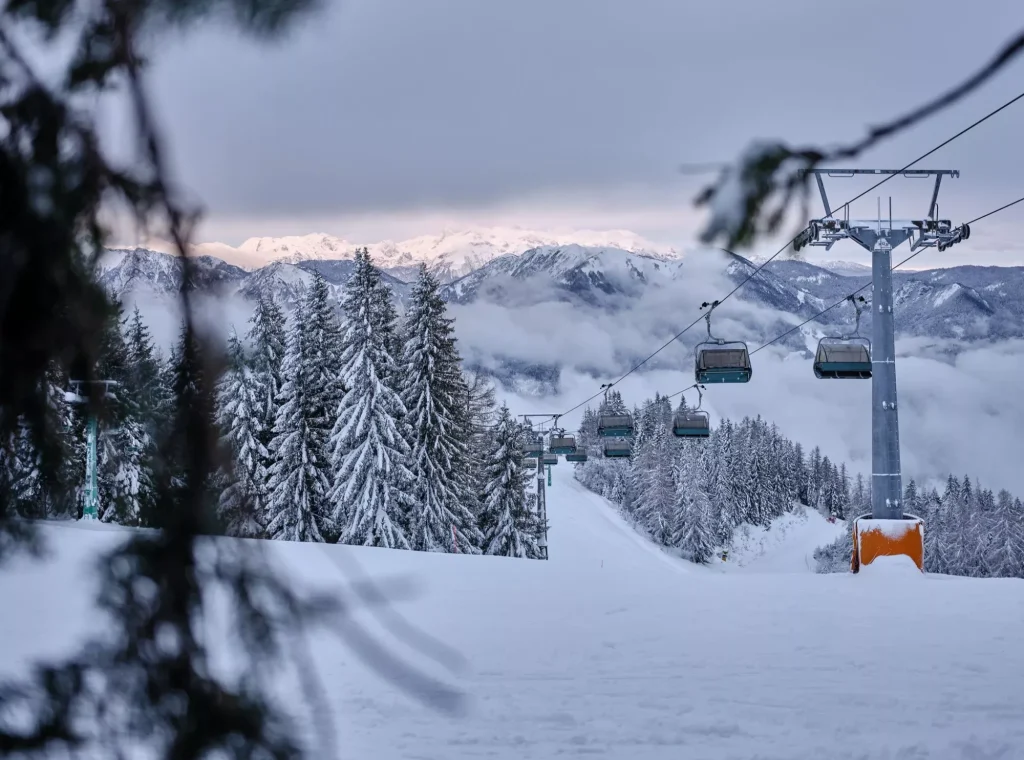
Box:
[4,469,1024,759]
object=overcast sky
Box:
[126,0,1024,265]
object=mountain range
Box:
[154,228,680,283]
[98,233,1024,393]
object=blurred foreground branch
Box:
[0,0,464,756]
[695,29,1024,249]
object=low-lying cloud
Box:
[466,267,1024,498]
[123,261,1024,498]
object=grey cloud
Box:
[143,0,1024,225]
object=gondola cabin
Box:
[813,337,872,379]
[548,436,578,455]
[566,451,588,463]
[695,342,752,384]
[673,410,711,438]
[597,413,634,438]
[603,440,632,459]
[542,453,559,466]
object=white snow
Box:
[858,554,923,576]
[718,507,846,573]
[856,516,922,540]
[168,228,681,278]
[932,283,962,308]
[4,468,1024,758]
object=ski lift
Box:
[813,295,872,379]
[673,385,710,438]
[547,415,577,455]
[566,451,588,463]
[523,437,545,458]
[603,440,632,459]
[597,384,635,437]
[548,435,578,455]
[542,453,559,466]
[597,413,634,437]
[522,458,539,470]
[694,301,751,384]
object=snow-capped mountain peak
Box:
[237,233,356,265]
[147,227,681,282]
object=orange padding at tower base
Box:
[851,514,924,573]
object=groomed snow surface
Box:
[4,468,1024,759]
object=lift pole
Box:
[520,413,561,560]
[536,457,548,560]
[795,169,970,570]
[870,237,902,519]
[66,379,118,520]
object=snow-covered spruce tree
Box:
[94,305,151,526]
[9,362,79,519]
[161,323,222,519]
[400,264,483,553]
[216,332,268,538]
[123,307,169,526]
[987,489,1024,578]
[671,442,716,564]
[632,414,675,544]
[363,250,404,380]
[302,272,346,431]
[266,314,332,542]
[247,292,287,467]
[482,404,540,558]
[464,369,499,526]
[329,250,414,548]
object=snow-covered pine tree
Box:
[363,249,404,378]
[216,332,268,538]
[247,292,287,466]
[163,323,220,520]
[482,404,540,558]
[302,272,346,436]
[266,316,331,543]
[9,361,78,519]
[632,410,675,544]
[671,441,716,563]
[464,369,499,527]
[123,307,167,526]
[987,491,1024,577]
[94,305,151,526]
[329,250,414,549]
[792,441,809,506]
[399,264,482,553]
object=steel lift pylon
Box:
[795,169,970,572]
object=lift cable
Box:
[545,90,1024,422]
[965,194,1024,225]
[749,192,1024,356]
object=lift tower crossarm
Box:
[792,169,967,256]
[802,169,959,222]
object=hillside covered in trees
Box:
[1,251,542,559]
[573,391,1024,578]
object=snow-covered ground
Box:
[3,468,1024,759]
[719,507,846,573]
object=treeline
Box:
[574,390,1024,578]
[0,251,542,558]
[815,475,1024,578]
[574,390,843,562]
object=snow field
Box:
[720,506,846,573]
[3,466,1024,759]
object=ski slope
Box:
[3,468,1024,759]
[721,507,847,573]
